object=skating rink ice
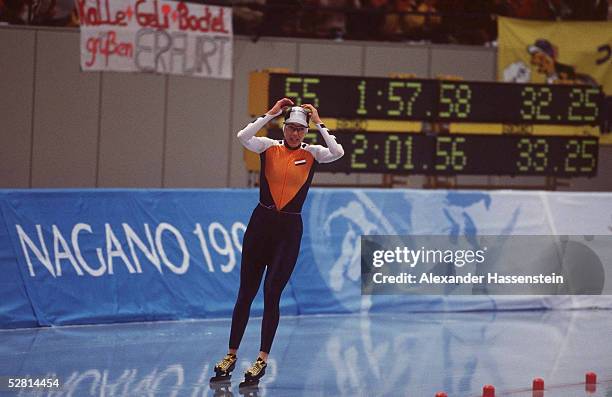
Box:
[1,310,611,396]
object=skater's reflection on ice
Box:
[238,382,261,397]
[208,379,261,397]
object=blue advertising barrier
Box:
[1,188,611,329]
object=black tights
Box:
[229,205,302,354]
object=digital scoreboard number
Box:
[267,130,598,177]
[269,74,603,125]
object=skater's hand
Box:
[267,98,294,116]
[301,104,322,124]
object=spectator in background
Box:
[1,0,73,25]
[409,0,442,40]
[231,0,266,35]
[462,0,497,44]
[504,0,557,19]
[563,0,608,20]
[1,0,27,24]
[382,0,415,40]
[438,0,496,44]
[297,0,318,36]
[0,0,6,23]
[382,0,442,41]
[317,0,349,39]
[4,0,608,40]
[259,0,301,37]
[347,0,390,40]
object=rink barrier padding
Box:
[0,188,611,329]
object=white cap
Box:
[284,107,310,127]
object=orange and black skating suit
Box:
[229,111,344,353]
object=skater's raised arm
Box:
[237,98,295,153]
[301,104,344,163]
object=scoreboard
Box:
[249,72,603,177]
[269,74,602,125]
[266,129,598,177]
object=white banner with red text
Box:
[77,0,232,79]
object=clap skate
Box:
[210,353,237,383]
[238,357,267,388]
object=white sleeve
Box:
[236,112,279,154]
[309,123,345,163]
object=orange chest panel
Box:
[264,146,314,210]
